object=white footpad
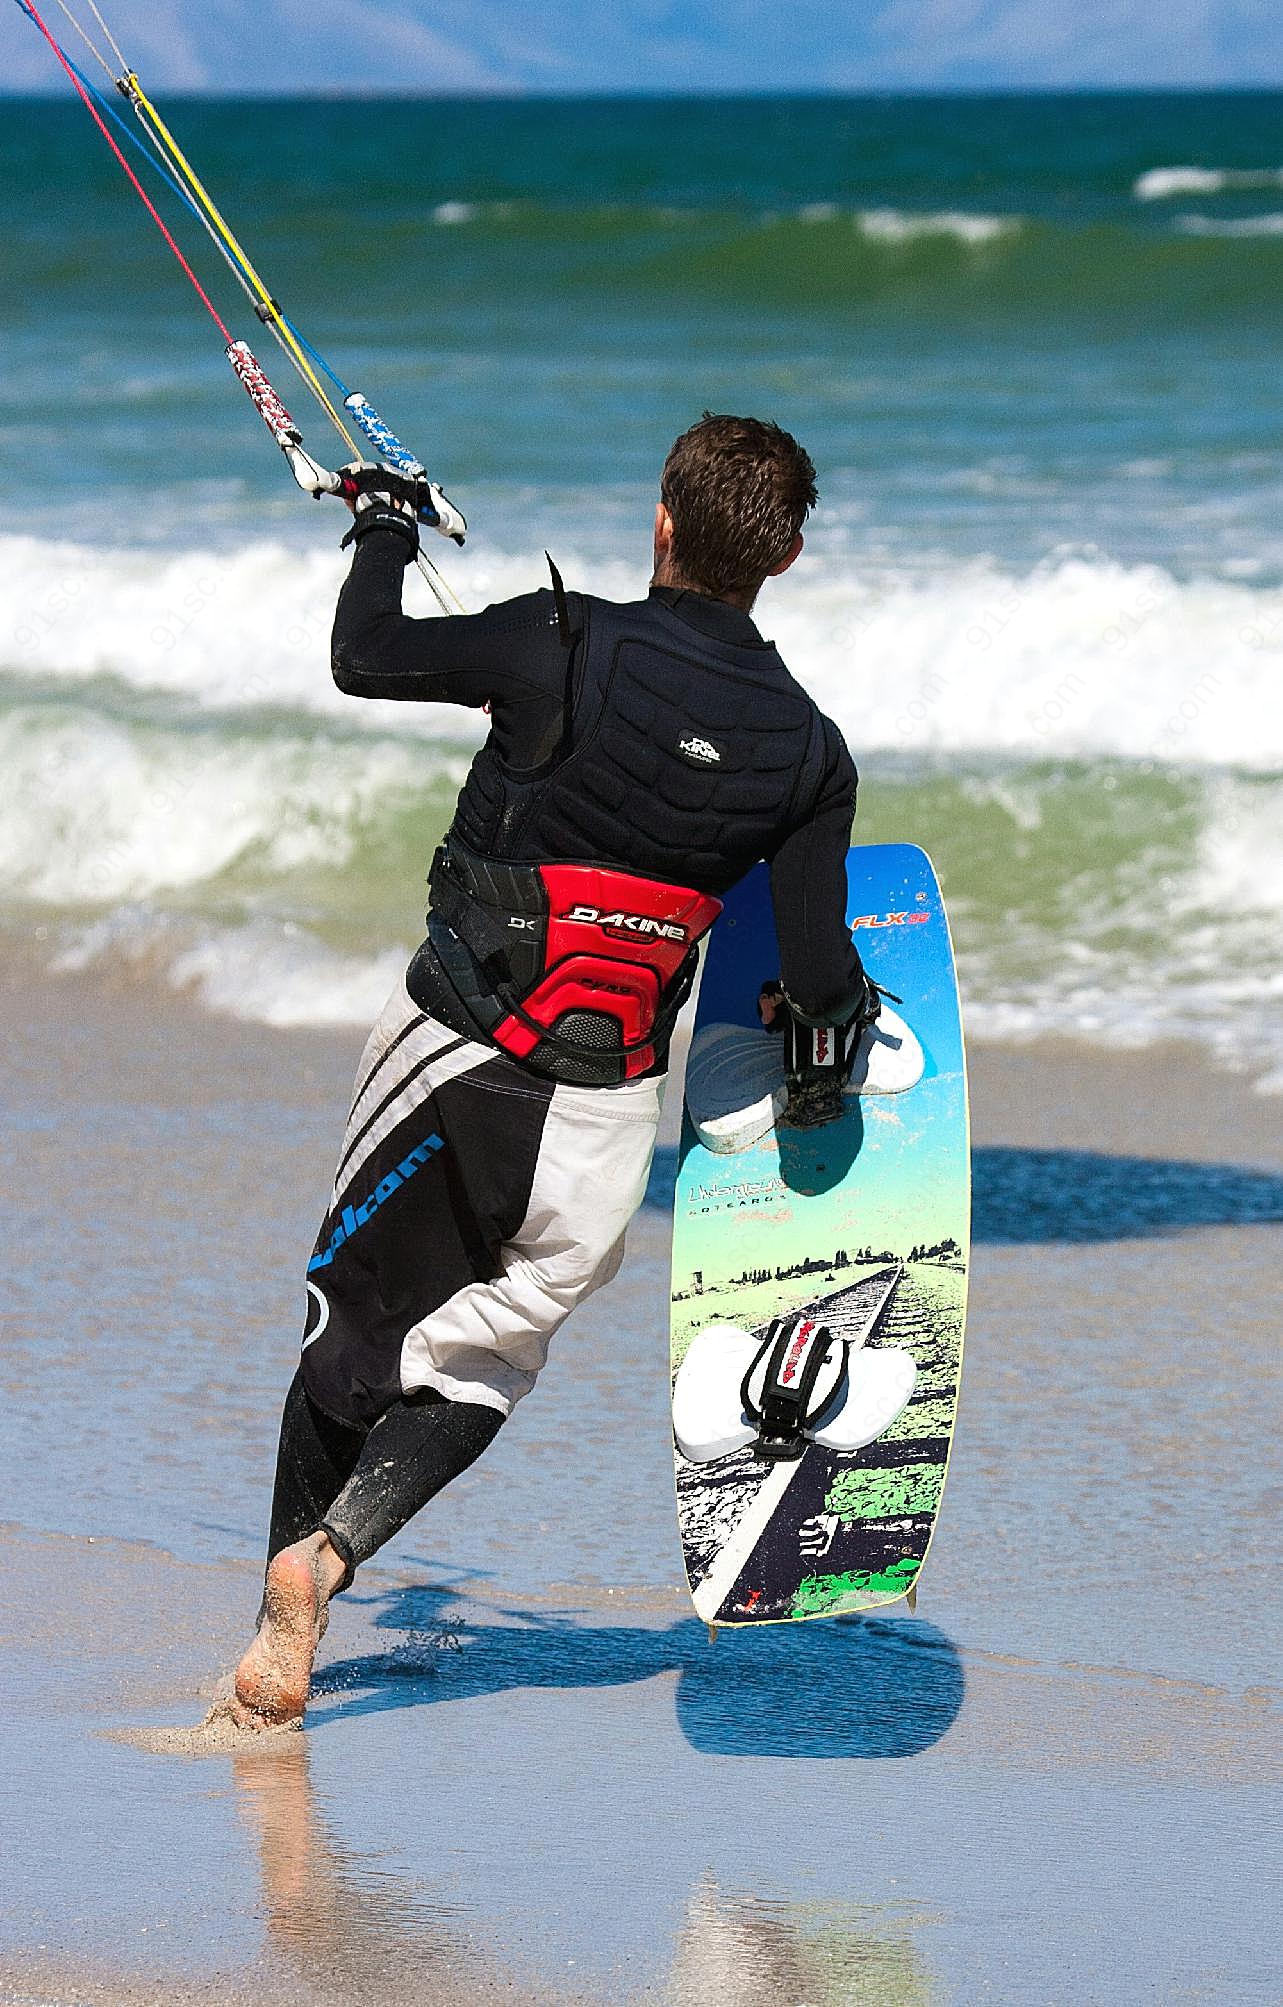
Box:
[672,1321,917,1464]
[685,1008,924,1155]
[807,1346,917,1452]
[672,1322,761,1463]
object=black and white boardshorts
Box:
[299,978,663,1430]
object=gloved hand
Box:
[337,464,420,559]
[758,972,890,1128]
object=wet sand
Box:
[1,960,1280,2003]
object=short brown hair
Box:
[660,413,817,598]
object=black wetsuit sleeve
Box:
[330,529,569,756]
[768,718,865,1024]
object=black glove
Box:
[338,466,420,560]
[758,973,891,1129]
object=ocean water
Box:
[2,90,1281,1081]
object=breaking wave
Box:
[1176,212,1283,238]
[3,533,1275,769]
[852,208,1017,245]
[2,531,1278,1074]
[1134,165,1283,200]
[27,755,1283,1085]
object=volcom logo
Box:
[307,1133,445,1276]
[302,1280,330,1350]
[677,734,722,767]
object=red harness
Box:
[429,840,722,1081]
[492,863,722,1079]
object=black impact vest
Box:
[408,587,831,1084]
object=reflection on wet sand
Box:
[666,1875,934,2007]
[230,1737,557,2006]
[231,1736,939,2007]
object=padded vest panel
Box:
[449,596,823,895]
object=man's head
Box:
[652,412,817,609]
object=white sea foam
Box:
[14,725,1279,1075]
[0,694,469,906]
[2,532,369,720]
[4,531,1281,1066]
[3,533,1275,772]
[1176,212,1283,238]
[854,208,1017,245]
[1134,165,1283,200]
[55,910,412,1029]
[771,554,1281,772]
[1184,774,1283,921]
[963,774,1283,1084]
[962,966,1283,1089]
[47,815,1283,1065]
[169,927,411,1028]
[429,200,517,225]
[0,531,567,742]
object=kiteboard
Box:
[669,844,969,1627]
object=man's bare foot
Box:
[230,1534,347,1728]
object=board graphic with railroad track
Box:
[670,845,970,1627]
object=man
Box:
[229,413,874,1727]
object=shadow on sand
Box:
[647,1142,1283,1242]
[969,1145,1283,1242]
[308,1585,963,1760]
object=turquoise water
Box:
[1,91,1280,1075]
[6,94,1283,562]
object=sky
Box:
[2,0,1281,93]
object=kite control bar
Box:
[336,459,469,545]
[341,393,468,543]
[227,340,467,545]
[14,0,469,603]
